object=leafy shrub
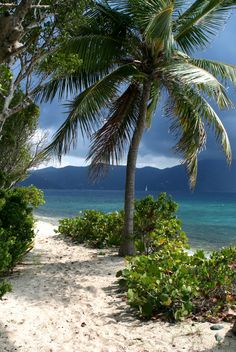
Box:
[0,280,12,299]
[57,210,123,248]
[117,246,236,321]
[134,194,188,254]
[0,186,44,268]
[57,193,187,253]
[0,186,44,298]
[0,228,13,298]
[0,229,12,271]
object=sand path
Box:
[0,221,235,352]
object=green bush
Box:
[57,193,187,253]
[0,186,44,268]
[117,246,236,321]
[0,280,12,299]
[0,229,12,271]
[57,210,123,248]
[0,228,13,298]
[0,186,44,298]
[134,194,188,254]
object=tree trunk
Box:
[119,81,151,257]
[0,0,32,64]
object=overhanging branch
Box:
[0,3,50,8]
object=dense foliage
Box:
[117,246,236,321]
[0,186,44,298]
[57,193,186,251]
[0,65,47,189]
[134,194,188,254]
[57,210,123,249]
[0,228,12,299]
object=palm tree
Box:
[38,0,236,256]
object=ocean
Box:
[35,190,236,251]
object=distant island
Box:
[20,159,236,193]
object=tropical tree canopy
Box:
[0,0,88,139]
[0,65,47,189]
[38,0,236,188]
[0,0,87,64]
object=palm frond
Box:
[36,5,136,102]
[95,1,133,28]
[43,64,138,159]
[165,82,231,188]
[78,1,132,37]
[160,62,233,109]
[175,0,233,53]
[107,0,130,13]
[145,2,174,56]
[66,35,124,72]
[165,98,206,188]
[177,0,211,22]
[63,4,141,74]
[189,58,236,85]
[146,82,161,128]
[88,82,142,179]
[35,69,110,103]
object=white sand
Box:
[0,220,235,352]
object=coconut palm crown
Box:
[38,0,236,255]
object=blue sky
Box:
[39,13,236,169]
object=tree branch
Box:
[0,3,50,9]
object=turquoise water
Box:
[35,190,236,251]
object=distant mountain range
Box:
[19,159,236,193]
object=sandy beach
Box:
[0,220,235,352]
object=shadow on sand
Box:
[0,321,17,351]
[202,332,236,351]
[6,233,123,306]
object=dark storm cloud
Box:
[39,14,236,167]
[39,102,66,129]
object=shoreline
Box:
[34,214,60,226]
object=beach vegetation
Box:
[0,186,44,298]
[57,193,187,252]
[0,228,13,299]
[117,246,236,321]
[0,65,48,189]
[0,186,44,268]
[134,193,188,254]
[37,0,236,256]
[57,210,123,248]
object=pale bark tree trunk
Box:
[0,0,33,64]
[119,81,151,257]
[0,59,15,136]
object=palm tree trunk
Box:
[119,81,151,257]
